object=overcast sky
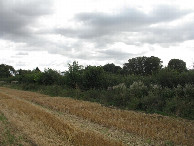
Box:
[0,0,194,71]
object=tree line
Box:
[0,56,190,88]
[0,56,194,120]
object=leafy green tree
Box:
[144,56,163,75]
[156,68,179,88]
[34,67,41,72]
[83,66,106,89]
[40,69,61,85]
[16,69,32,76]
[66,61,83,88]
[124,56,162,75]
[168,59,187,72]
[0,64,15,78]
[123,56,147,75]
[103,63,122,74]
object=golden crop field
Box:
[0,87,194,146]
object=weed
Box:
[0,113,23,146]
[0,113,7,123]
[146,139,152,145]
[165,140,174,146]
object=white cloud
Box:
[0,0,194,70]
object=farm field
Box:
[0,87,194,146]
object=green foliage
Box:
[105,73,124,87]
[156,68,179,88]
[83,66,106,89]
[66,61,83,88]
[0,64,15,78]
[127,97,141,110]
[102,63,122,74]
[39,69,61,85]
[124,56,147,75]
[129,81,148,98]
[2,56,194,120]
[145,56,163,75]
[168,59,187,72]
[123,56,162,75]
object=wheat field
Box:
[0,87,194,145]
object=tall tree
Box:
[124,56,162,75]
[0,64,15,78]
[40,69,61,85]
[66,61,83,88]
[103,63,122,74]
[83,66,106,89]
[168,59,187,72]
[144,56,163,75]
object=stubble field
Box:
[0,87,193,146]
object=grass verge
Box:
[0,113,23,146]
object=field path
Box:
[0,87,194,145]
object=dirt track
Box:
[0,87,194,145]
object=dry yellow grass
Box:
[0,90,123,146]
[0,87,194,145]
[0,111,34,146]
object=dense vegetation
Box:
[0,56,194,120]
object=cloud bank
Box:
[0,0,194,70]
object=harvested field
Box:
[0,87,194,145]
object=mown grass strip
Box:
[0,113,23,146]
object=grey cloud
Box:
[140,20,194,45]
[1,1,194,67]
[98,49,136,60]
[62,48,145,62]
[151,5,189,22]
[0,0,53,42]
[56,5,193,47]
[75,5,188,32]
[16,52,29,56]
[52,5,194,62]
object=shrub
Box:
[129,81,148,98]
[127,97,141,110]
[156,69,179,88]
[183,84,194,99]
[83,66,106,90]
[141,92,165,112]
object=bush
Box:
[127,97,141,110]
[129,81,148,98]
[156,69,179,88]
[105,73,124,87]
[83,66,106,90]
[142,92,165,112]
[184,84,194,99]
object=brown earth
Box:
[0,87,193,146]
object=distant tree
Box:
[168,59,187,72]
[40,69,61,85]
[83,66,106,89]
[66,61,83,88]
[0,64,15,78]
[144,56,163,75]
[156,68,179,88]
[16,69,32,75]
[124,56,147,75]
[124,56,162,75]
[192,62,194,69]
[34,67,41,72]
[103,63,122,74]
